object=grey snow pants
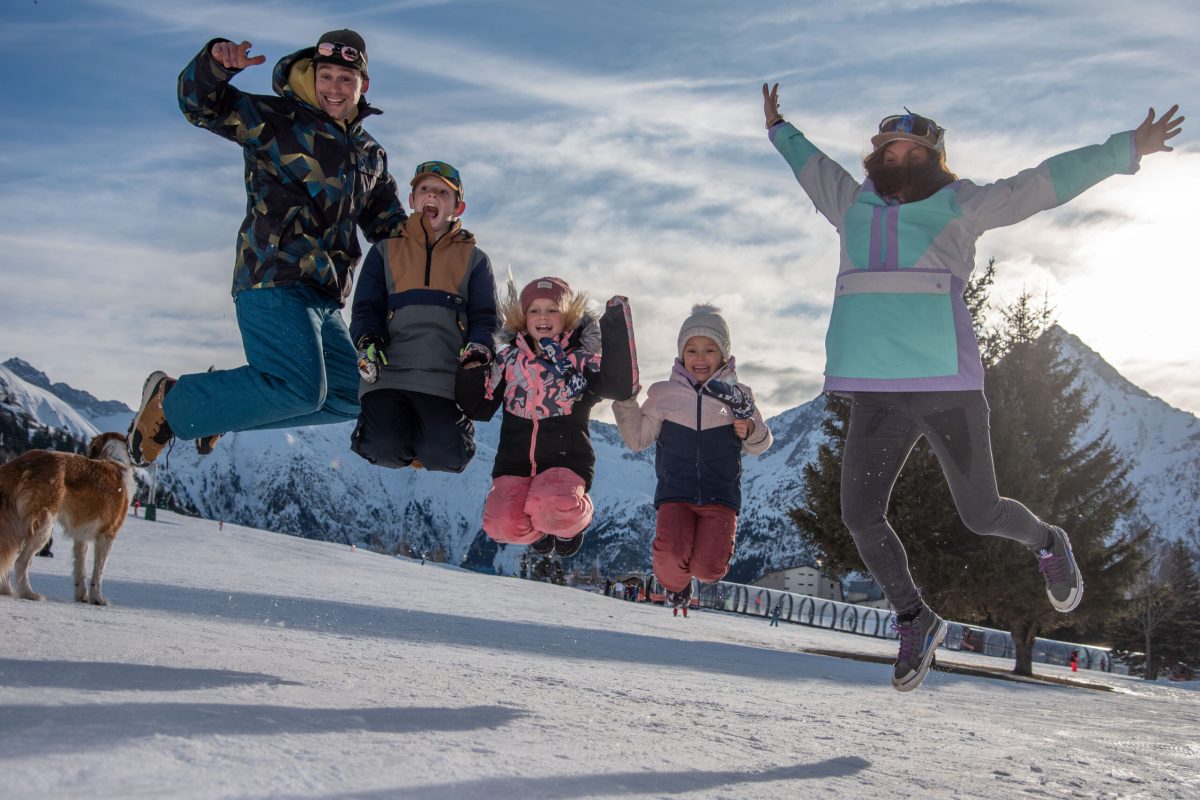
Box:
[840,390,1052,614]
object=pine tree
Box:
[791,263,1147,676]
[0,407,33,460]
[970,294,1146,674]
[1112,538,1200,679]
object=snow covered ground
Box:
[4,512,1198,799]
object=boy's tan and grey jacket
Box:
[350,214,498,400]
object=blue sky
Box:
[1,0,1197,420]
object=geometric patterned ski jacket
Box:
[178,38,407,303]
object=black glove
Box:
[702,379,755,419]
[356,335,388,384]
[459,342,493,368]
[538,338,588,398]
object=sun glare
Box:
[1056,156,1196,348]
[1050,152,1199,408]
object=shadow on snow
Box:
[0,702,526,757]
[24,574,883,687]
[306,758,873,800]
[0,658,301,692]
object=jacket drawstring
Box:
[516,346,542,476]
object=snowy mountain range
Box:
[0,359,106,442]
[3,328,1198,579]
[1046,329,1200,541]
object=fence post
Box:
[144,462,158,521]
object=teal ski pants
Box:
[163,285,360,439]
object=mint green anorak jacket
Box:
[770,122,1138,392]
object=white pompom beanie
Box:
[677,303,732,361]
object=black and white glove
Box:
[702,379,755,419]
[538,338,588,398]
[459,342,493,368]
[356,335,388,384]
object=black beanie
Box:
[313,29,368,78]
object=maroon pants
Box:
[653,502,738,592]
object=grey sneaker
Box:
[1038,526,1084,612]
[891,607,947,692]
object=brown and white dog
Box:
[0,431,136,605]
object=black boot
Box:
[553,531,585,557]
[529,535,555,555]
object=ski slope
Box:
[3,511,1198,799]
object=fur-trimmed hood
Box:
[494,309,603,357]
[495,273,594,351]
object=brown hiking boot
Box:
[127,371,176,466]
[195,433,221,455]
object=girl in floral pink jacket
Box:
[457,276,637,558]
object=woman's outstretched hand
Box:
[762,83,783,129]
[1134,105,1184,157]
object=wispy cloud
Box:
[2,0,1197,422]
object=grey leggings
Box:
[840,390,1052,614]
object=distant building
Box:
[844,579,892,610]
[753,564,843,601]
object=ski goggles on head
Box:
[878,113,942,137]
[411,161,464,197]
[874,112,945,150]
[316,42,365,68]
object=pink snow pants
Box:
[482,468,594,545]
[653,502,738,592]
